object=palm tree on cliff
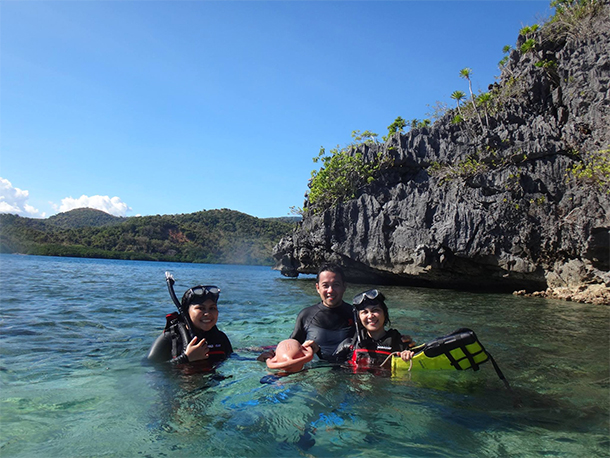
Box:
[451,90,466,119]
[459,67,484,129]
[477,92,492,127]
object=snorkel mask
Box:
[353,289,386,309]
[182,285,221,307]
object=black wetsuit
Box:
[348,328,407,367]
[147,314,232,365]
[290,301,356,362]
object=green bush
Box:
[427,155,488,184]
[386,117,407,138]
[520,38,537,53]
[567,149,610,192]
[551,0,601,19]
[519,24,539,36]
[308,146,383,212]
[546,0,603,40]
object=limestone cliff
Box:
[274,2,610,304]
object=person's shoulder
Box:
[147,331,172,362]
[208,326,232,348]
[297,302,323,315]
[219,329,232,346]
[386,328,416,348]
[338,301,353,312]
[211,326,230,338]
[386,328,402,338]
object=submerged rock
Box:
[274,3,610,303]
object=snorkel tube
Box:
[353,306,362,345]
[165,271,195,341]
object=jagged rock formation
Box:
[274,2,610,303]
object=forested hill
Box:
[46,208,126,229]
[0,208,296,266]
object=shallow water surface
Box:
[0,255,608,457]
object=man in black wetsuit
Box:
[289,263,356,362]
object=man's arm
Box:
[289,308,308,343]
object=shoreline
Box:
[514,284,610,305]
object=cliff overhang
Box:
[273,2,610,303]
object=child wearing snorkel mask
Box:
[148,284,232,366]
[342,289,415,369]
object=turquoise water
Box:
[0,254,608,457]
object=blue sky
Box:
[1,0,550,219]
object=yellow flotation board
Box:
[392,328,518,403]
[392,328,490,373]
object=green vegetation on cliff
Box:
[567,148,610,192]
[304,0,607,216]
[306,130,392,213]
[307,147,378,212]
[0,208,295,266]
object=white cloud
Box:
[55,195,132,217]
[0,177,44,217]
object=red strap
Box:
[350,348,393,365]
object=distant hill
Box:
[0,208,296,266]
[46,208,126,229]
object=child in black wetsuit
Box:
[346,289,415,369]
[148,284,232,366]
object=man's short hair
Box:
[316,263,346,283]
